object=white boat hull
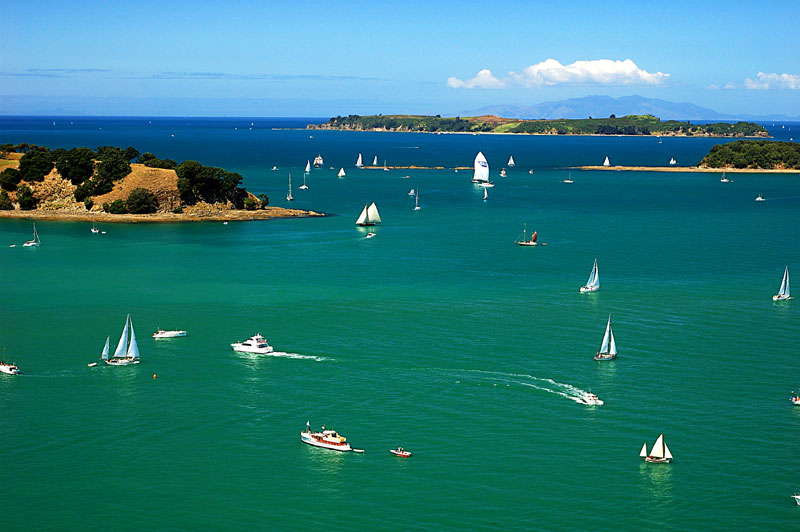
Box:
[594,353,616,361]
[0,365,20,375]
[644,457,671,463]
[104,358,139,366]
[773,294,792,301]
[580,286,599,293]
[153,330,187,338]
[231,344,274,354]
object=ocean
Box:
[1,116,799,531]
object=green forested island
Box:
[310,114,768,137]
[700,140,800,170]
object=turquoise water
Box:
[2,117,800,531]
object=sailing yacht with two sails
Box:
[580,259,599,293]
[594,314,617,361]
[355,203,382,226]
[773,266,791,301]
[104,314,140,366]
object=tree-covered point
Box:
[700,140,800,169]
[176,160,247,208]
[317,114,767,137]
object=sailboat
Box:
[755,194,765,202]
[105,314,140,366]
[355,153,363,167]
[338,168,346,178]
[602,156,611,167]
[383,160,389,171]
[372,155,378,166]
[594,314,617,361]
[640,434,673,463]
[286,173,293,201]
[313,154,324,168]
[515,223,538,246]
[669,157,677,165]
[414,189,420,211]
[508,155,515,167]
[355,202,382,226]
[773,266,792,301]
[88,336,110,367]
[580,259,600,293]
[299,162,309,190]
[563,173,574,184]
[658,136,662,144]
[500,168,507,178]
[471,152,493,187]
[720,172,730,183]
[22,223,40,247]
[91,219,100,234]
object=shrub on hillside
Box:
[18,148,54,182]
[125,187,159,214]
[55,147,95,185]
[103,199,127,214]
[0,190,13,210]
[0,168,22,191]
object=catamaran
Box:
[286,173,293,201]
[23,223,40,247]
[507,155,515,167]
[640,434,673,463]
[313,154,324,168]
[105,314,140,366]
[594,314,617,361]
[773,266,792,301]
[602,156,611,167]
[472,152,493,187]
[356,202,382,226]
[338,167,346,178]
[580,259,600,293]
[372,155,378,166]
[515,223,538,246]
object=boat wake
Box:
[261,351,327,362]
[458,369,594,405]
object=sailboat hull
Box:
[773,294,792,301]
[644,457,671,463]
[580,286,599,293]
[594,353,616,361]
[104,358,139,366]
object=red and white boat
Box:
[389,447,412,458]
[301,423,354,452]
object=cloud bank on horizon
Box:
[447,59,669,89]
[714,72,800,90]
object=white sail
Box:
[304,160,311,173]
[779,266,790,297]
[113,315,130,358]
[355,205,368,225]
[473,152,489,182]
[508,155,515,166]
[356,154,363,167]
[599,315,614,355]
[608,326,617,356]
[603,156,610,167]
[338,168,346,178]
[663,442,673,460]
[639,442,648,458]
[585,259,599,289]
[367,202,381,224]
[651,434,665,458]
[372,155,378,166]
[33,224,40,244]
[126,316,140,359]
[101,336,110,360]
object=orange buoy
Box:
[153,373,157,379]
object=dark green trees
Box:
[18,148,54,182]
[55,147,95,185]
[125,188,159,214]
[16,184,37,210]
[176,161,246,207]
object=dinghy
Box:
[773,266,792,301]
[594,314,617,361]
[390,447,412,457]
[580,259,600,293]
[640,434,673,463]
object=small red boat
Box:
[390,447,412,458]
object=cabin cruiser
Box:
[578,392,603,406]
[231,333,274,354]
[153,329,187,339]
[301,423,354,452]
[0,362,20,375]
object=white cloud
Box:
[742,72,800,90]
[448,59,669,89]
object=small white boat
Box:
[365,232,376,239]
[500,168,507,178]
[338,167,346,178]
[507,155,515,167]
[372,155,378,166]
[390,447,412,457]
[286,172,293,201]
[231,333,274,354]
[301,422,354,452]
[355,153,363,167]
[563,173,574,184]
[414,189,420,211]
[356,202,381,226]
[773,266,792,301]
[408,189,415,196]
[580,259,600,293]
[528,169,534,174]
[299,161,310,190]
[515,223,538,246]
[383,160,389,171]
[790,391,800,406]
[105,314,141,366]
[720,173,730,183]
[91,220,100,234]
[602,156,611,167]
[594,314,617,361]
[22,223,40,247]
[669,157,677,165]
[313,155,324,168]
[153,329,187,339]
[271,166,278,171]
[640,434,673,463]
[578,392,603,406]
[755,194,765,202]
[0,349,19,375]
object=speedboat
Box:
[231,334,274,354]
[578,392,603,406]
[301,424,353,452]
[0,362,20,375]
[153,329,187,339]
[365,232,377,239]
[390,447,412,457]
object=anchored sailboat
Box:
[22,223,40,247]
[338,167,346,178]
[508,155,515,167]
[640,434,673,463]
[773,266,792,301]
[472,152,493,187]
[580,259,600,293]
[355,153,363,167]
[105,314,140,366]
[594,314,617,361]
[286,173,293,201]
[515,223,538,246]
[355,202,382,226]
[669,157,677,165]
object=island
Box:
[308,114,768,137]
[0,144,323,222]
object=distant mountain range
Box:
[456,95,799,121]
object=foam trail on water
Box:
[261,351,327,362]
[459,369,591,404]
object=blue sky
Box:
[2,0,799,117]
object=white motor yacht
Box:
[231,333,274,354]
[300,423,355,452]
[153,329,188,339]
[0,362,20,375]
[578,392,603,406]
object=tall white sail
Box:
[585,259,599,289]
[663,442,673,460]
[599,315,615,355]
[372,155,378,166]
[367,202,381,224]
[355,154,363,167]
[639,442,648,458]
[779,266,790,297]
[651,434,665,459]
[508,155,515,166]
[101,336,110,360]
[355,205,369,225]
[473,152,489,183]
[304,160,311,173]
[113,315,130,358]
[287,173,293,200]
[603,156,610,167]
[338,168,346,178]
[126,316,140,359]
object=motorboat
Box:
[301,423,354,452]
[0,353,19,375]
[365,232,376,239]
[390,447,412,457]
[153,329,187,339]
[790,391,800,406]
[231,333,274,354]
[578,392,603,406]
